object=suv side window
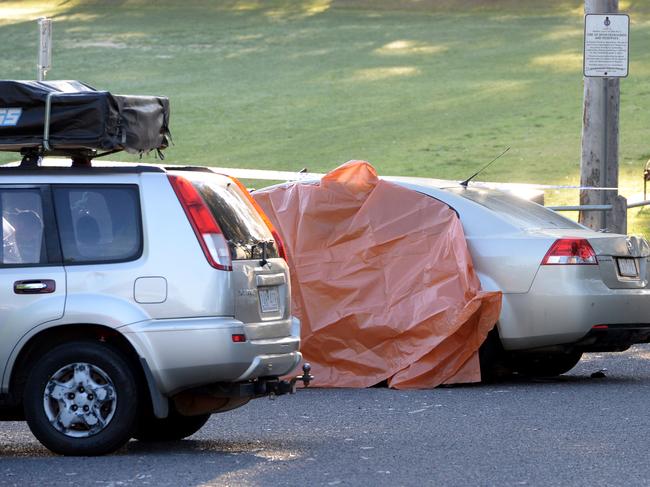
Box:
[0,189,47,265]
[53,185,142,264]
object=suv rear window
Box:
[449,187,584,230]
[178,172,279,260]
[53,185,142,264]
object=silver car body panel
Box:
[501,264,650,349]
[0,268,66,392]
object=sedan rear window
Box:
[450,187,584,230]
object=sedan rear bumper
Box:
[499,265,650,351]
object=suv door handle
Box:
[14,279,56,294]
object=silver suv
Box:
[0,160,305,455]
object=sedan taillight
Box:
[168,174,232,271]
[541,238,597,265]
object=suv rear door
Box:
[173,171,292,339]
[51,183,145,324]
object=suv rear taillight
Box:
[541,238,597,265]
[168,174,232,271]
[227,176,288,261]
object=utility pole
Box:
[579,0,627,234]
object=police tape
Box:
[201,167,619,192]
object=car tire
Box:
[508,351,583,377]
[133,408,210,442]
[478,327,512,382]
[23,341,139,456]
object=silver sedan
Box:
[397,180,650,378]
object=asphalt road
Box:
[3,346,650,487]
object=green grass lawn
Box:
[1,0,650,233]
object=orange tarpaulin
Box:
[253,161,501,388]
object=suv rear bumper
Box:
[120,316,301,395]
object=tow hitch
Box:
[171,364,314,416]
[173,363,315,413]
[267,363,314,397]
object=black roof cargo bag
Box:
[0,80,170,157]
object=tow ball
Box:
[290,363,314,389]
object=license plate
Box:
[617,258,638,278]
[259,286,280,313]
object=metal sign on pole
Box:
[37,17,52,81]
[584,14,629,78]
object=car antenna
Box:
[459,146,510,188]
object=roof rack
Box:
[0,80,171,169]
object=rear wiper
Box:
[257,239,273,267]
